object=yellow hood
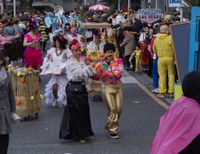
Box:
[157,34,168,40]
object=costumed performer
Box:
[86,33,105,65]
[40,34,72,107]
[151,71,200,154]
[59,39,94,143]
[23,18,42,70]
[94,42,124,139]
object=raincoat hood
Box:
[157,33,168,40]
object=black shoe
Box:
[109,133,119,139]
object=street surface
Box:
[8,70,167,154]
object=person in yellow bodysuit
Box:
[153,25,175,98]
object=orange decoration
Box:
[111,61,118,67]
[27,67,34,71]
[16,98,20,105]
[19,77,25,83]
[34,87,39,93]
[14,65,19,69]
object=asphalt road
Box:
[8,70,167,154]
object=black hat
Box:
[103,43,115,53]
[182,71,200,103]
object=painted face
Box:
[105,50,114,61]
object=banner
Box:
[136,9,163,24]
[169,0,182,7]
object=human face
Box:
[55,40,60,48]
[0,27,3,33]
[95,37,100,45]
[105,50,114,62]
[72,48,81,60]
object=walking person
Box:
[0,55,16,154]
[94,42,124,139]
[23,18,42,70]
[120,26,136,71]
[59,39,94,143]
[40,34,72,107]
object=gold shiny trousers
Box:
[102,84,123,134]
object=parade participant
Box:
[120,26,136,71]
[0,55,16,154]
[70,19,78,37]
[40,34,72,107]
[153,24,175,98]
[59,39,94,143]
[94,42,123,139]
[0,24,19,55]
[139,26,150,71]
[38,19,48,52]
[23,18,42,70]
[12,17,24,38]
[151,71,200,154]
[129,45,142,73]
[87,32,106,54]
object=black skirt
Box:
[59,83,94,140]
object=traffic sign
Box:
[169,0,182,7]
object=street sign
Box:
[169,0,182,7]
[136,9,164,24]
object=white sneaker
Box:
[151,88,159,93]
[109,133,119,139]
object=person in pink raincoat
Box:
[151,71,200,154]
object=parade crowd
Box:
[0,5,200,154]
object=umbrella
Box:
[89,4,110,12]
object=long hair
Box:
[53,34,68,50]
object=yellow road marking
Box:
[137,83,169,110]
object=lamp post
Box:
[13,0,16,17]
[155,0,158,9]
[118,0,120,11]
[0,1,3,13]
[128,0,131,9]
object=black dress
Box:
[179,134,200,154]
[59,83,94,140]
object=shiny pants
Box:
[158,57,175,94]
[102,84,123,134]
[135,50,142,73]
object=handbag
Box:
[68,81,85,93]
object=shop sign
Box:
[136,9,164,24]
